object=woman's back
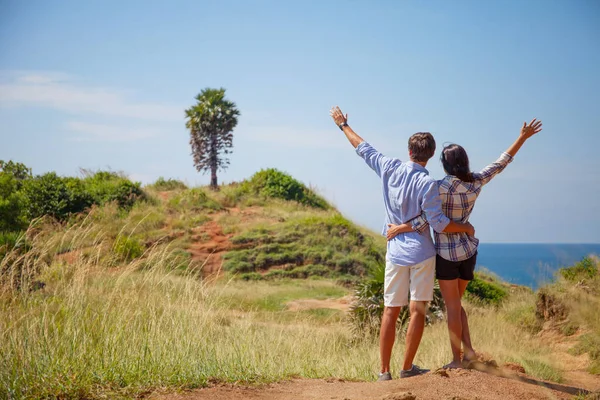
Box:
[435,151,514,261]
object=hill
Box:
[1,169,598,399]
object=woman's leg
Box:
[438,279,463,367]
[458,279,476,360]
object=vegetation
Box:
[148,177,188,191]
[1,165,596,398]
[0,160,145,232]
[538,256,600,375]
[185,88,240,190]
[560,256,598,281]
[465,274,508,305]
[0,217,565,399]
[224,213,380,279]
[239,168,329,209]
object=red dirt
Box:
[153,368,588,400]
[188,220,233,279]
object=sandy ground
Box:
[153,367,593,400]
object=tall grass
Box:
[0,212,565,399]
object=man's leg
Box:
[402,300,427,370]
[402,255,435,371]
[380,306,402,373]
[380,259,409,375]
[438,279,462,368]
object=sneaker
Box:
[377,371,392,381]
[400,364,430,378]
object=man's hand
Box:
[330,106,348,127]
[465,222,475,237]
[520,119,543,140]
[386,223,413,241]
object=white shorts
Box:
[384,255,436,307]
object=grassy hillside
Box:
[1,169,598,399]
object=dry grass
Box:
[0,200,568,399]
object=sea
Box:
[476,243,600,289]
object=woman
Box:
[388,119,543,369]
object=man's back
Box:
[356,142,449,265]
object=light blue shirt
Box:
[356,142,450,266]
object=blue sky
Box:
[1,0,598,243]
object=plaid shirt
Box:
[411,152,514,262]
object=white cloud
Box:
[0,70,182,122]
[65,121,163,142]
[241,125,348,150]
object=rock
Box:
[382,392,416,400]
[536,289,568,321]
[503,362,525,373]
[433,368,450,378]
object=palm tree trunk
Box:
[209,134,218,190]
[210,165,218,189]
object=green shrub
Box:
[238,272,263,281]
[505,305,543,334]
[560,257,598,281]
[113,235,144,262]
[0,160,32,181]
[0,173,27,231]
[21,173,94,221]
[223,215,382,278]
[82,171,145,209]
[242,169,329,209]
[466,275,508,305]
[0,230,30,259]
[168,188,221,211]
[349,262,445,336]
[150,177,188,191]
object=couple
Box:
[330,106,542,380]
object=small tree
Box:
[185,88,240,190]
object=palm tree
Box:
[185,88,240,190]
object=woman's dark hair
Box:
[440,144,474,182]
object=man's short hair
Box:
[408,132,436,162]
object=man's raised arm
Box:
[330,106,364,148]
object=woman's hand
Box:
[520,119,543,140]
[386,223,413,241]
[330,106,348,126]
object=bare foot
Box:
[443,361,463,369]
[463,350,477,362]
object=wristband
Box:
[338,122,349,130]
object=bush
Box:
[150,177,188,191]
[223,214,382,278]
[113,235,144,262]
[0,160,32,231]
[168,188,221,211]
[560,257,598,281]
[349,261,445,336]
[21,173,94,221]
[0,173,27,231]
[242,169,329,209]
[82,171,145,209]
[0,231,30,259]
[466,275,508,305]
[0,160,32,181]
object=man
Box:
[330,106,474,380]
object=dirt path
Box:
[188,220,233,279]
[286,296,353,312]
[539,328,600,392]
[154,368,590,400]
